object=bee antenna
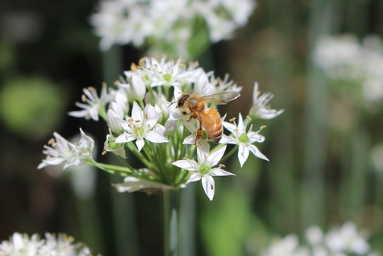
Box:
[168,101,176,108]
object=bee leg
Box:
[195,127,203,144]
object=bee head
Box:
[177,93,190,108]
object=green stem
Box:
[89,161,133,175]
[163,189,180,256]
[220,145,239,163]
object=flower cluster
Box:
[0,232,96,256]
[90,0,256,57]
[261,222,378,256]
[314,35,383,104]
[39,57,282,200]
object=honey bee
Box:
[177,91,240,143]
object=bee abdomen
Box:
[202,108,223,143]
[209,124,223,143]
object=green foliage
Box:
[0,77,67,139]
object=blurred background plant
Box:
[1,0,383,255]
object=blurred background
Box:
[1,0,383,255]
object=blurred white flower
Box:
[38,129,94,170]
[69,84,110,121]
[261,234,309,256]
[262,222,377,256]
[314,34,383,105]
[0,233,94,256]
[325,222,370,255]
[90,0,256,57]
[172,146,234,200]
[249,83,284,119]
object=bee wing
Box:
[202,91,241,105]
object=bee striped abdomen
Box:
[201,108,223,143]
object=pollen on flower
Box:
[219,164,225,168]
[230,117,236,122]
[48,138,56,146]
[260,125,267,130]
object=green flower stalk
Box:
[38,57,282,201]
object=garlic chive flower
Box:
[221,114,269,167]
[115,102,168,152]
[249,83,284,119]
[38,129,94,170]
[0,232,96,256]
[90,0,256,58]
[39,57,282,200]
[69,83,110,121]
[261,222,378,256]
[172,146,234,200]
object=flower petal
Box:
[186,173,202,183]
[222,121,237,134]
[201,175,215,201]
[249,145,269,161]
[219,134,237,144]
[135,138,145,151]
[248,131,265,143]
[146,130,169,143]
[207,146,227,167]
[238,144,250,167]
[237,113,245,133]
[131,101,143,122]
[115,133,136,143]
[210,168,235,177]
[172,159,199,171]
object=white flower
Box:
[115,102,168,151]
[221,113,268,167]
[129,57,198,88]
[325,222,370,255]
[90,0,256,55]
[305,226,324,246]
[0,233,43,255]
[119,72,146,101]
[106,109,124,134]
[249,83,284,119]
[69,84,110,121]
[0,233,94,256]
[172,146,234,200]
[38,129,95,170]
[261,235,308,256]
[114,174,175,193]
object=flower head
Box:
[0,233,95,256]
[39,57,281,201]
[172,146,234,200]
[90,0,257,58]
[221,113,269,167]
